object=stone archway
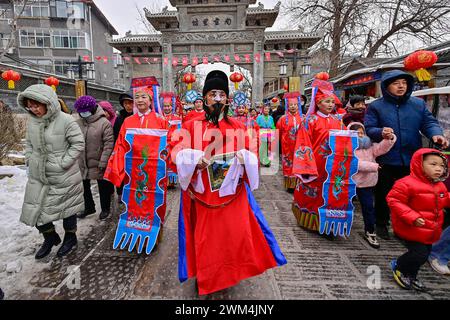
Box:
[108,1,321,105]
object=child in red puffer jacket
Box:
[387,148,450,292]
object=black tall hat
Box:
[202,70,229,98]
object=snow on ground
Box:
[0,166,101,299]
[0,166,25,176]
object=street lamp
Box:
[66,56,96,97]
[67,68,75,79]
[86,64,96,80]
[301,62,311,76]
[279,61,287,76]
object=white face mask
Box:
[79,111,92,118]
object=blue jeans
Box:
[429,226,450,265]
[356,187,376,233]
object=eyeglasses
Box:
[27,104,45,110]
[206,90,227,101]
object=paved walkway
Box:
[14,171,450,300]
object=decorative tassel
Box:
[415,68,432,82]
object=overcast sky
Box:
[94,0,286,37]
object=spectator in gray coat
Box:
[74,96,115,220]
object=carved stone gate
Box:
[109,0,321,105]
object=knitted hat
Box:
[202,70,229,98]
[74,95,97,113]
[347,122,365,133]
[98,101,117,126]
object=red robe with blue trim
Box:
[276,112,302,188]
[292,113,343,231]
[175,115,286,295]
[105,111,169,222]
[234,114,260,156]
[164,113,182,186]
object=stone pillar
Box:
[252,40,264,106]
[162,43,173,92]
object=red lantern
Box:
[271,97,279,104]
[403,50,438,82]
[183,73,196,90]
[315,72,330,81]
[45,76,60,91]
[283,83,289,91]
[2,70,21,90]
[229,72,244,90]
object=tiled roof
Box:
[265,31,322,41]
[109,34,161,44]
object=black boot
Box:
[376,225,390,240]
[77,208,96,219]
[56,232,77,258]
[35,230,61,260]
[0,288,4,300]
[99,210,110,220]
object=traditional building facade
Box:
[108,0,321,105]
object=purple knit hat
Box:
[74,95,97,113]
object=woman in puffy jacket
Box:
[387,148,449,292]
[18,84,85,259]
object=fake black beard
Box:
[205,102,227,126]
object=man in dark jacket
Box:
[269,99,284,126]
[365,69,448,239]
[113,91,134,142]
[113,91,134,201]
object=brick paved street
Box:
[12,170,450,300]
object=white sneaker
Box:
[364,231,380,249]
[429,258,450,275]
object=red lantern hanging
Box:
[403,50,438,82]
[283,83,289,91]
[2,70,21,90]
[315,72,330,81]
[182,73,196,90]
[271,97,279,104]
[229,72,244,90]
[45,76,60,91]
